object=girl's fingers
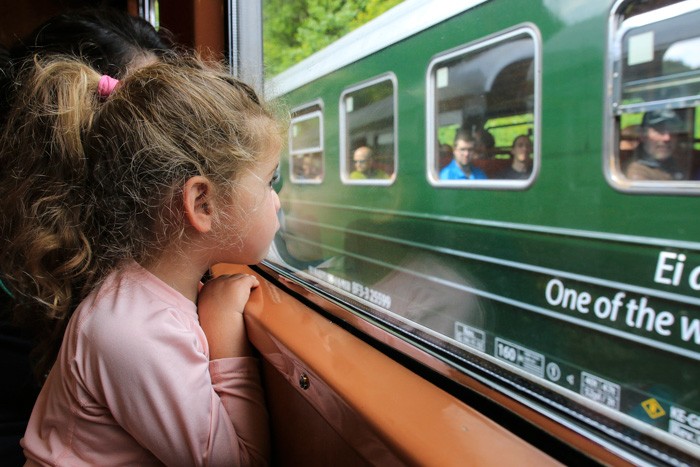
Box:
[218,273,259,288]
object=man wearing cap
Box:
[624,109,688,181]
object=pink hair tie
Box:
[97,75,119,97]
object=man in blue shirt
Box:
[439,130,487,180]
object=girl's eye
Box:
[269,168,280,187]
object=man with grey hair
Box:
[625,109,688,181]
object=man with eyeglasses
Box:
[439,130,487,180]
[350,146,389,179]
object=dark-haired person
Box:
[498,134,533,180]
[1,8,172,119]
[439,129,487,180]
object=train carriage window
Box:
[290,102,324,184]
[427,27,540,188]
[263,3,700,463]
[340,74,397,184]
[609,0,700,192]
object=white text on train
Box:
[654,251,700,290]
[544,278,700,345]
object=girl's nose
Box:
[273,191,281,212]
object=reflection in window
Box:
[340,75,397,183]
[664,37,700,74]
[614,2,700,186]
[428,29,537,185]
[290,106,324,183]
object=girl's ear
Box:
[183,176,214,233]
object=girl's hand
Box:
[197,274,260,359]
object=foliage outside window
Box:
[263,0,404,76]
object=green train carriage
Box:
[263,0,700,464]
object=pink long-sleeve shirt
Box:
[22,261,269,466]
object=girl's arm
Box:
[197,274,271,464]
[197,274,259,359]
[83,273,269,465]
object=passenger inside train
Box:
[624,109,689,181]
[350,145,389,179]
[439,129,488,180]
[472,127,496,160]
[299,153,323,180]
[498,134,533,179]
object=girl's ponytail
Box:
[0,57,104,379]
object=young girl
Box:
[8,54,282,465]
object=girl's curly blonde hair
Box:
[0,54,284,379]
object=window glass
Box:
[268,5,699,463]
[289,105,324,183]
[340,75,397,184]
[428,29,538,186]
[613,2,700,187]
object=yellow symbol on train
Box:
[641,398,666,419]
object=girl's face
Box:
[216,152,281,265]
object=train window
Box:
[266,3,699,463]
[427,26,540,188]
[608,0,700,192]
[289,102,324,184]
[340,74,397,184]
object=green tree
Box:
[263,0,404,76]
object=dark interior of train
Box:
[0,0,225,60]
